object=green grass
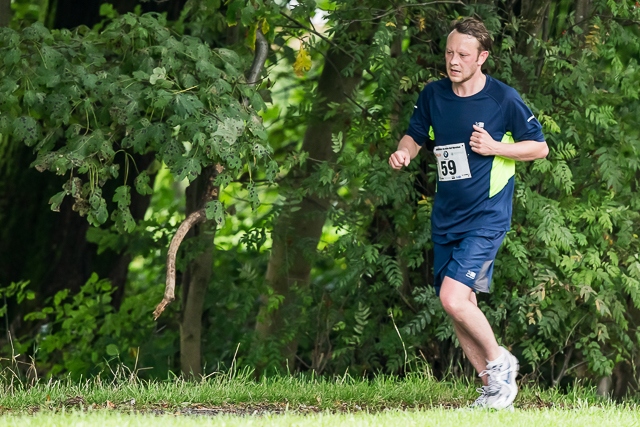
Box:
[2,408,640,427]
[0,369,638,426]
[0,369,618,413]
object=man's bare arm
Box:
[470,125,548,161]
[389,135,422,169]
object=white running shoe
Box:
[469,386,489,409]
[477,347,519,410]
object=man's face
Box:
[445,30,488,84]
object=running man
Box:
[388,17,548,409]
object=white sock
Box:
[487,348,505,366]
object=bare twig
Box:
[153,209,207,320]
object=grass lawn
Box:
[1,408,640,427]
[0,371,638,425]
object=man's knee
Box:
[439,278,473,320]
[440,292,464,319]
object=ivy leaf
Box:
[45,94,71,125]
[133,70,150,81]
[23,90,45,107]
[216,48,241,69]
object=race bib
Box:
[434,143,472,181]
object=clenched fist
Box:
[469,124,498,156]
[389,148,411,169]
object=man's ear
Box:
[477,50,489,66]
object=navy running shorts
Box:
[432,229,506,295]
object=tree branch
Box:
[552,346,574,387]
[153,209,207,320]
[246,29,269,86]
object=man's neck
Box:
[452,73,487,97]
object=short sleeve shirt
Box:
[406,75,545,235]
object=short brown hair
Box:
[451,17,492,53]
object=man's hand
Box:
[389,148,411,169]
[469,125,499,156]
[470,125,549,160]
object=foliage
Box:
[1,273,165,378]
[2,0,640,392]
[249,0,640,388]
[0,12,274,231]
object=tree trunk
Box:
[172,29,268,378]
[177,167,219,377]
[513,0,551,90]
[518,0,552,57]
[574,0,592,32]
[0,0,11,27]
[254,26,366,369]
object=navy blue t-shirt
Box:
[406,75,545,236]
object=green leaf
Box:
[173,156,202,182]
[12,116,40,147]
[204,200,225,226]
[134,172,154,195]
[213,118,244,145]
[113,185,131,208]
[112,207,135,233]
[105,344,119,356]
[247,183,259,209]
[173,93,204,118]
[49,191,66,212]
[3,48,20,66]
[150,67,167,85]
[88,196,108,226]
[265,160,279,182]
[332,131,343,153]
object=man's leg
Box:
[439,277,501,378]
[451,290,493,385]
[440,276,519,409]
